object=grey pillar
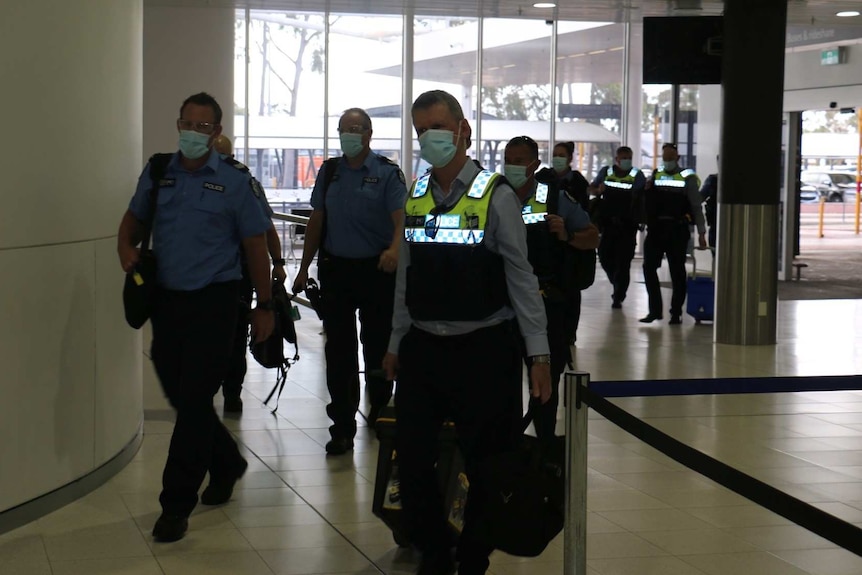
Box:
[715,0,788,345]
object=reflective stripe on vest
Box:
[604,166,639,189]
[654,168,690,189]
[521,183,549,225]
[405,170,499,245]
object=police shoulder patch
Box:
[250,177,264,198]
[396,169,406,184]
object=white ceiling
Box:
[144,0,862,27]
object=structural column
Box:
[715,0,788,345]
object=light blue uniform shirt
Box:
[388,159,550,357]
[310,152,407,259]
[129,151,271,291]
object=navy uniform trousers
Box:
[318,252,395,440]
[598,220,638,304]
[524,296,574,441]
[150,281,245,517]
[395,321,522,575]
[642,220,691,317]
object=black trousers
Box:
[319,253,395,439]
[642,221,691,317]
[395,322,522,574]
[598,221,637,303]
[223,271,253,398]
[524,297,573,441]
[150,281,244,517]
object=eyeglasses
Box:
[338,125,369,134]
[177,119,219,134]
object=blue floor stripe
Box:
[589,375,862,398]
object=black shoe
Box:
[224,395,243,413]
[201,457,248,505]
[669,315,682,325]
[418,550,456,575]
[611,300,622,309]
[325,437,354,455]
[639,314,663,323]
[152,513,188,542]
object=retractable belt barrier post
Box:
[564,371,589,575]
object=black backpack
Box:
[253,279,300,413]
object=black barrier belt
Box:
[579,384,862,557]
[590,375,862,398]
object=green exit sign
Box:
[821,48,844,66]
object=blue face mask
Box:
[552,156,569,173]
[619,159,633,171]
[663,160,678,172]
[178,130,211,160]
[504,164,530,189]
[419,128,460,168]
[340,133,364,158]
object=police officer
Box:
[117,93,275,542]
[640,143,707,325]
[383,91,552,575]
[701,171,718,248]
[551,141,591,209]
[504,135,598,441]
[292,108,406,456]
[589,146,646,309]
[212,134,287,414]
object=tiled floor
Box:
[2,257,862,575]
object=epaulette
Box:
[378,155,406,184]
[223,156,250,172]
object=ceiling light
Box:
[836,11,860,17]
[533,2,557,8]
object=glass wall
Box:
[554,21,624,181]
[235,9,327,210]
[480,18,552,172]
[234,8,627,196]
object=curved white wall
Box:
[0,1,144,512]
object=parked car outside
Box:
[800,171,858,203]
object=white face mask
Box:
[419,126,461,168]
[552,157,569,173]
[504,164,530,189]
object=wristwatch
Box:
[530,354,551,365]
[256,299,275,311]
[272,258,286,266]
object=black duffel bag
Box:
[123,250,158,329]
[471,407,566,557]
[123,153,172,329]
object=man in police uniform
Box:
[589,146,646,309]
[212,135,287,414]
[504,135,598,441]
[640,143,707,325]
[292,108,407,455]
[117,93,275,542]
[382,91,552,575]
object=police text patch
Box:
[203,182,225,193]
[363,177,379,184]
[158,179,176,187]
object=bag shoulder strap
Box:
[319,156,341,247]
[141,153,173,251]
